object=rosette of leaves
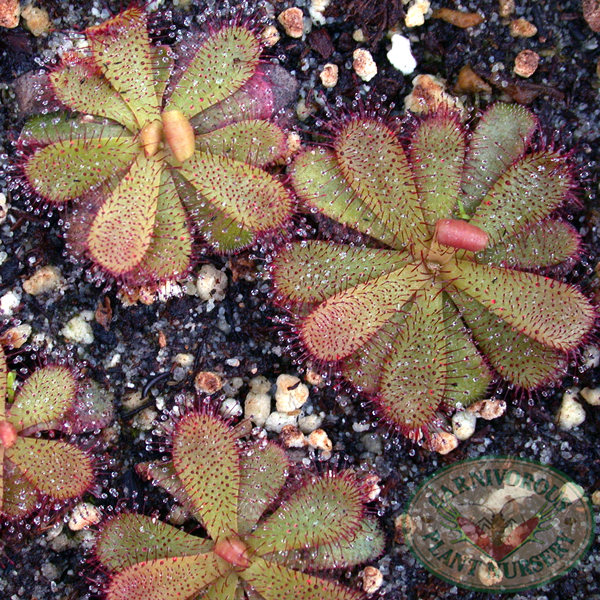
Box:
[0,346,101,520]
[271,104,596,439]
[17,7,293,287]
[95,410,384,599]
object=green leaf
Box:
[105,552,225,600]
[454,291,568,389]
[341,311,407,396]
[19,113,131,146]
[96,513,212,572]
[132,171,192,283]
[204,573,240,599]
[2,457,39,519]
[477,219,580,269]
[378,284,447,434]
[168,25,261,120]
[171,412,240,540]
[272,241,411,306]
[410,113,465,227]
[87,7,160,129]
[87,152,161,276]
[151,46,173,105]
[470,150,573,246]
[196,120,288,166]
[238,440,289,536]
[298,263,429,361]
[442,299,492,407]
[7,365,77,432]
[178,152,293,235]
[6,437,94,499]
[442,259,596,351]
[240,557,362,600]
[50,58,139,132]
[291,148,404,248]
[334,119,426,248]
[461,103,537,210]
[248,472,365,555]
[24,135,139,203]
[276,516,385,570]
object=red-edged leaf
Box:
[6,437,93,500]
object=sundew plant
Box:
[271,104,596,439]
[16,7,294,288]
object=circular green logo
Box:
[403,456,594,592]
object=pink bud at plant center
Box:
[0,420,18,448]
[162,109,196,163]
[435,218,489,252]
[213,537,251,569]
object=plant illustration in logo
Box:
[95,410,384,599]
[271,104,596,439]
[0,346,98,520]
[16,7,294,288]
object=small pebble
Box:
[61,311,94,345]
[0,0,20,28]
[583,0,600,32]
[361,432,383,454]
[309,0,330,26]
[278,7,305,38]
[22,265,63,295]
[404,74,465,116]
[0,192,8,225]
[279,424,307,448]
[556,389,586,430]
[264,410,298,433]
[424,431,459,454]
[455,65,492,94]
[514,50,539,78]
[362,566,384,594]
[509,18,538,38]
[245,391,271,427]
[68,502,102,531]
[353,48,377,82]
[498,0,515,18]
[387,34,417,75]
[581,345,600,370]
[477,559,503,586]
[591,490,600,506]
[405,0,430,28]
[21,4,50,36]
[580,387,600,406]
[275,374,309,413]
[432,8,484,28]
[307,428,333,452]
[220,398,243,418]
[132,406,158,431]
[467,398,506,420]
[0,290,21,316]
[174,353,194,368]
[361,473,382,502]
[261,24,280,47]
[298,412,323,433]
[194,371,223,394]
[452,410,477,440]
[196,264,227,302]
[0,323,32,349]
[319,63,339,88]
[352,28,366,42]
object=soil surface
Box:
[0,1,599,599]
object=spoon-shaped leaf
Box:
[172,412,240,540]
[96,513,213,572]
[6,437,94,499]
[248,472,364,555]
[442,259,595,351]
[7,365,77,432]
